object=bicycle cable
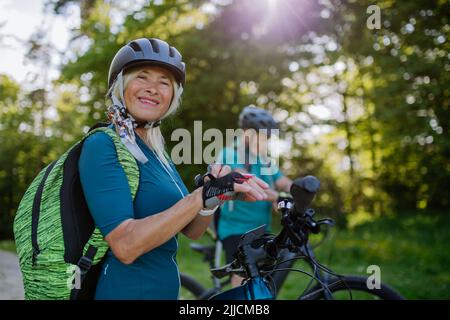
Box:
[300,262,318,298]
[303,247,353,300]
[261,267,334,298]
[299,278,350,300]
[263,255,307,297]
[265,273,278,297]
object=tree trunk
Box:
[342,91,356,213]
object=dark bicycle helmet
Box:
[238,105,279,131]
[108,38,186,89]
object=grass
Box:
[0,240,16,253]
[177,212,450,300]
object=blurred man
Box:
[216,105,293,287]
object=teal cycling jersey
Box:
[79,127,188,299]
[216,143,283,240]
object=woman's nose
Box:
[143,80,158,94]
[145,84,158,95]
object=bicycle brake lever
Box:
[316,218,336,227]
[211,260,244,279]
[211,263,233,279]
[305,215,321,234]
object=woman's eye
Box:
[161,82,170,86]
[137,75,147,80]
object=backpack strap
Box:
[70,244,99,300]
[31,160,57,266]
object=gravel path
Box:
[0,250,24,300]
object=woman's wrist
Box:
[191,187,219,216]
[191,187,204,210]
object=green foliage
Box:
[0,76,45,239]
[333,0,450,212]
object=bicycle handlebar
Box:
[211,175,334,280]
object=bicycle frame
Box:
[208,240,335,300]
[188,226,333,299]
[210,276,275,300]
[190,231,299,298]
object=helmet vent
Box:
[169,46,175,58]
[149,39,160,53]
[129,41,142,52]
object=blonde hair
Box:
[108,67,183,170]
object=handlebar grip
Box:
[290,175,320,216]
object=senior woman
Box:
[78,38,268,299]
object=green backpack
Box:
[13,124,140,300]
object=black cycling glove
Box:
[194,171,251,208]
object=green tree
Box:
[334,0,450,211]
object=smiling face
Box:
[124,66,175,123]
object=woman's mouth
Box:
[138,97,160,106]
